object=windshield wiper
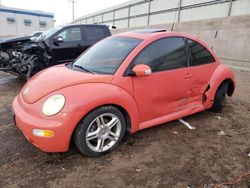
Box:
[73,64,96,74]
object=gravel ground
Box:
[0,68,249,188]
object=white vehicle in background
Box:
[30,31,43,41]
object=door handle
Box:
[76,44,82,47]
[184,73,193,79]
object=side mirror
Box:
[53,36,63,44]
[132,64,152,76]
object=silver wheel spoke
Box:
[107,117,119,129]
[108,136,116,141]
[108,135,117,141]
[110,131,118,138]
[96,138,105,152]
[108,132,118,141]
[86,130,99,141]
[96,115,105,127]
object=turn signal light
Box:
[32,129,54,138]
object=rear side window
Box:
[133,37,189,72]
[85,27,106,40]
[187,39,215,66]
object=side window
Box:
[85,27,106,40]
[187,39,215,66]
[56,27,81,42]
[133,37,189,72]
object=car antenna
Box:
[211,30,219,50]
[170,1,180,32]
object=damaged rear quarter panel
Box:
[203,64,236,109]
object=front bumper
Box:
[12,95,80,153]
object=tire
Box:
[73,106,126,157]
[209,83,228,113]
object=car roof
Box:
[64,24,109,28]
[132,29,167,34]
[114,29,197,41]
[113,29,219,66]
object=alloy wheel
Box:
[86,113,122,153]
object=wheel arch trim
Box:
[59,83,140,149]
[203,64,236,109]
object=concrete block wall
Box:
[180,3,230,22]
[111,15,250,68]
[73,0,250,29]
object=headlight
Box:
[42,94,65,116]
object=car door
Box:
[131,37,193,123]
[51,26,83,64]
[185,38,219,105]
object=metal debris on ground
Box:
[178,119,196,130]
[135,168,142,172]
[187,185,195,188]
[173,131,179,135]
[214,116,222,120]
[218,130,226,136]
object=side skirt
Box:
[138,105,205,131]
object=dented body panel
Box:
[203,64,236,109]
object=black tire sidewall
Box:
[210,83,227,112]
[73,106,126,157]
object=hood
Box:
[22,65,113,104]
[0,36,31,45]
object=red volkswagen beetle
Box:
[12,29,235,157]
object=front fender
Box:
[204,64,236,109]
[58,83,140,134]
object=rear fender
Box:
[203,64,236,109]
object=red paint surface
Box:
[12,32,235,152]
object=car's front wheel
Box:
[73,106,126,157]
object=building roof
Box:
[0,6,54,18]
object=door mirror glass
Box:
[132,64,152,76]
[54,36,64,44]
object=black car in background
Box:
[0,24,111,79]
[40,24,111,64]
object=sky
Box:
[1,0,129,25]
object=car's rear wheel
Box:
[73,106,126,157]
[209,82,228,113]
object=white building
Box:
[73,0,250,29]
[0,6,54,37]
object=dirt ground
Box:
[0,68,249,188]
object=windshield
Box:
[38,27,62,40]
[73,37,142,74]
